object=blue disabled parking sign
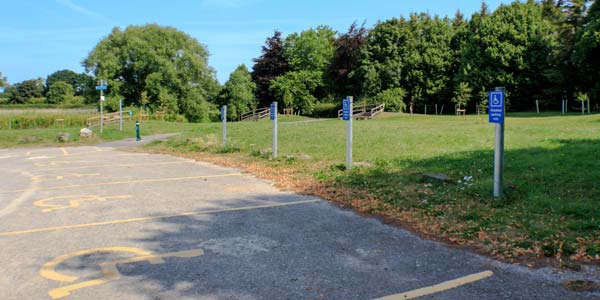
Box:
[488,91,505,124]
[342,98,351,121]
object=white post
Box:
[346,96,353,171]
[562,100,565,115]
[424,105,427,115]
[588,99,591,114]
[536,100,539,114]
[222,105,227,147]
[119,98,123,131]
[100,89,104,133]
[272,102,278,159]
[581,98,585,115]
[435,104,438,115]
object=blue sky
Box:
[0,0,509,85]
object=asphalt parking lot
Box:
[0,143,598,300]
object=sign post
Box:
[343,96,353,170]
[270,102,278,159]
[489,88,505,198]
[221,106,227,146]
[96,80,108,133]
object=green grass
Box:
[0,120,197,148]
[147,112,600,261]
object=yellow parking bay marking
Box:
[59,148,69,156]
[0,199,319,237]
[34,194,132,212]
[1,173,243,193]
[32,161,188,172]
[41,247,203,299]
[372,270,494,300]
[31,173,100,183]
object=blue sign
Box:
[95,85,107,91]
[342,98,351,121]
[488,91,505,124]
[220,107,226,121]
[270,103,276,120]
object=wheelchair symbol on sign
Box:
[492,95,501,106]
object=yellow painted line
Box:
[32,161,188,172]
[372,270,494,300]
[34,194,132,212]
[1,173,243,193]
[60,148,69,156]
[42,247,203,299]
[0,199,319,237]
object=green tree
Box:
[218,65,257,120]
[369,87,406,112]
[47,81,74,104]
[10,78,45,104]
[0,71,7,88]
[270,70,322,114]
[284,26,336,73]
[83,24,219,122]
[46,70,93,96]
[457,1,557,110]
[574,0,600,97]
[251,31,289,107]
[452,82,472,109]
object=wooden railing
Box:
[241,107,269,121]
[338,103,385,119]
[86,112,121,128]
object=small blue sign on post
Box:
[270,103,276,120]
[342,98,351,121]
[220,106,226,121]
[488,91,505,124]
[95,85,107,91]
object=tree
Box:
[369,87,407,112]
[10,78,45,104]
[270,70,322,114]
[46,70,93,96]
[330,21,368,98]
[218,65,257,120]
[47,81,74,104]
[251,31,289,107]
[574,0,600,97]
[83,24,219,122]
[284,26,336,73]
[452,82,472,109]
[457,1,557,110]
[0,71,6,88]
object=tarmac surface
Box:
[0,139,599,300]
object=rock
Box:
[422,172,452,183]
[56,133,70,143]
[80,128,93,138]
[19,136,38,143]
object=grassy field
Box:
[0,119,197,147]
[144,113,600,264]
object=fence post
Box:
[119,99,123,131]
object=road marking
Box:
[27,156,56,160]
[41,247,203,299]
[34,194,132,212]
[60,148,69,156]
[1,173,243,193]
[0,155,15,159]
[31,173,100,183]
[0,199,319,237]
[372,270,494,300]
[32,161,188,172]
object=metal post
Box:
[536,100,539,114]
[435,104,438,115]
[100,89,104,133]
[425,105,427,115]
[346,96,353,171]
[119,99,123,131]
[440,105,444,115]
[493,123,504,197]
[222,105,227,147]
[272,102,278,159]
[581,98,585,115]
[588,99,591,114]
[562,100,565,115]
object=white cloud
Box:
[55,0,110,22]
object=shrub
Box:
[310,102,339,118]
[368,88,407,112]
[47,81,74,104]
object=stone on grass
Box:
[80,128,93,138]
[422,172,452,183]
[56,133,70,143]
[19,136,38,143]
